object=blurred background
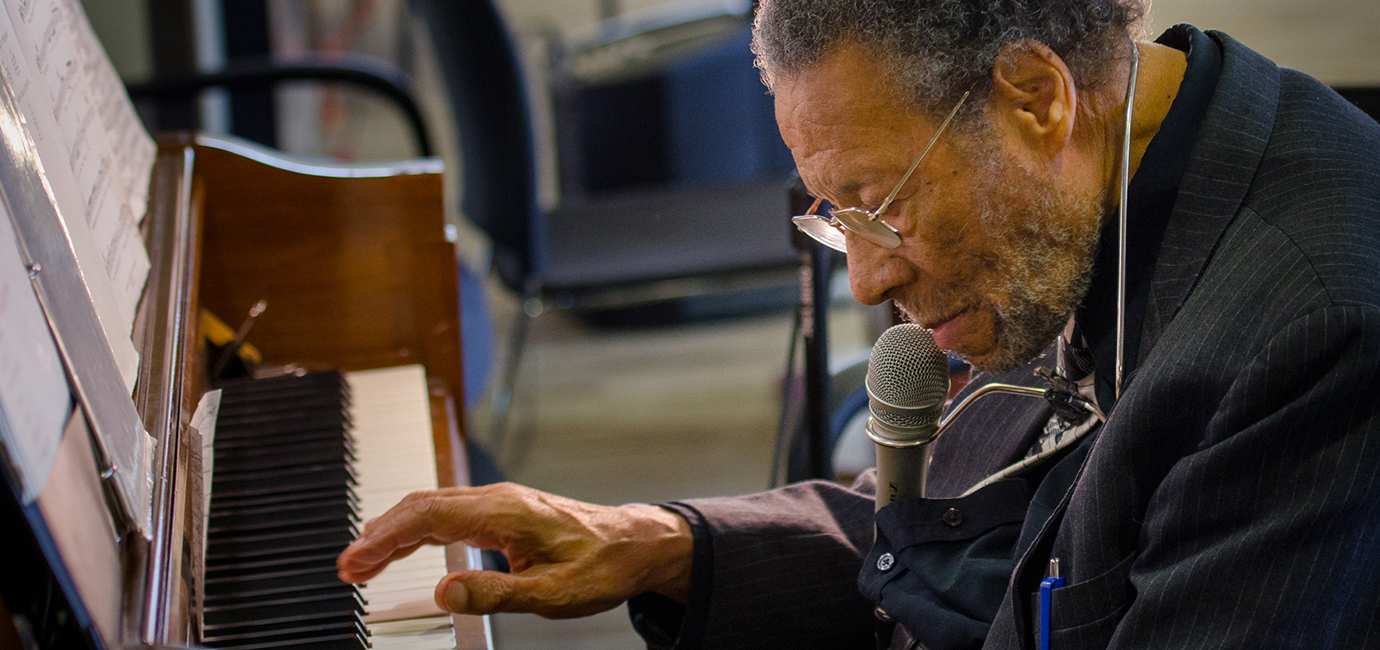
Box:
[79,0,1380,647]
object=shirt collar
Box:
[1073,24,1223,411]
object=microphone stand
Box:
[789,176,834,482]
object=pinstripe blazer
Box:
[656,31,1380,650]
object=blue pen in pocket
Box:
[1040,558,1065,650]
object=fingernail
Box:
[443,580,468,612]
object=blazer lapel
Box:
[1141,31,1282,349]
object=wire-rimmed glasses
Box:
[791,89,971,253]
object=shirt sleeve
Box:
[626,473,881,650]
[627,504,714,650]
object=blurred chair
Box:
[1335,87,1380,123]
[410,0,802,456]
[126,53,434,157]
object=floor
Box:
[467,279,876,649]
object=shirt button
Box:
[943,508,963,527]
[877,552,895,571]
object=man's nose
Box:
[845,232,904,306]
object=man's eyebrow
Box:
[804,178,862,204]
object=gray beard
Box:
[958,156,1103,373]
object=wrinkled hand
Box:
[336,482,694,618]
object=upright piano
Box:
[1,131,495,650]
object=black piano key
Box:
[213,452,354,481]
[203,590,365,628]
[213,461,354,489]
[218,391,351,415]
[207,543,358,571]
[206,540,360,569]
[212,465,356,498]
[208,525,356,557]
[207,517,358,550]
[203,613,367,641]
[209,492,357,516]
[204,565,352,599]
[210,497,357,528]
[205,633,367,650]
[205,545,357,575]
[220,387,349,409]
[213,425,353,449]
[204,552,340,582]
[204,579,361,609]
[208,517,357,547]
[215,414,352,442]
[205,628,367,650]
[217,413,352,439]
[218,395,348,416]
[214,439,355,466]
[214,434,354,458]
[200,370,387,650]
[215,370,346,396]
[210,484,357,512]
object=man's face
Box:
[775,44,1104,371]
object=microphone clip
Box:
[1036,367,1098,426]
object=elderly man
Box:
[339,0,1380,647]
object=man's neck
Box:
[1095,41,1188,204]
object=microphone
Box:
[867,324,950,511]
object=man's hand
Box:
[335,482,694,618]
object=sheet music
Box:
[0,2,143,389]
[0,189,73,503]
[187,389,221,637]
[64,0,155,219]
[191,389,222,546]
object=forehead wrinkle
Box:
[795,142,908,208]
[776,44,939,206]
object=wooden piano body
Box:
[4,133,492,649]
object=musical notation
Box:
[0,0,156,392]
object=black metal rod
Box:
[125,53,434,158]
[805,239,833,479]
[788,177,833,480]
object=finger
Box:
[434,571,555,617]
[337,540,424,584]
[338,495,466,575]
[338,486,522,577]
[433,569,621,619]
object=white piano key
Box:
[346,366,451,627]
[370,616,457,650]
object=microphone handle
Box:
[874,440,934,512]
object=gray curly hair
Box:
[752,0,1144,115]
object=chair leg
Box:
[488,290,540,464]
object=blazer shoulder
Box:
[1237,71,1380,309]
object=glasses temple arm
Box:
[874,89,972,216]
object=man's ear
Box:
[989,39,1078,160]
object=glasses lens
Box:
[792,215,849,252]
[831,209,901,249]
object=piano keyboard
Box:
[202,365,455,650]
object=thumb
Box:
[434,570,548,615]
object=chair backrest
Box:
[1335,87,1380,124]
[410,0,539,293]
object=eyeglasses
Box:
[792,89,971,253]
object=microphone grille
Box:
[866,324,950,426]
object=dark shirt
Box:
[1080,24,1222,411]
[630,24,1224,650]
